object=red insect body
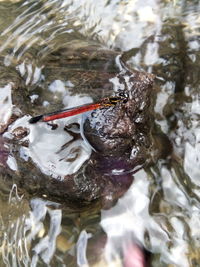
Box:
[29,96,126,124]
[43,103,102,122]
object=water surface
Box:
[0,0,200,266]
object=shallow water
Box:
[0,0,200,266]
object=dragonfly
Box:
[29,93,128,124]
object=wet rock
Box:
[1,45,159,207]
[12,126,29,140]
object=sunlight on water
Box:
[0,0,199,266]
[0,190,63,266]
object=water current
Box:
[0,0,199,266]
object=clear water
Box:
[0,0,200,266]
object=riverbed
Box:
[0,0,199,266]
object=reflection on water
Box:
[0,0,200,266]
[0,190,62,266]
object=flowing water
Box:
[0,0,200,266]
